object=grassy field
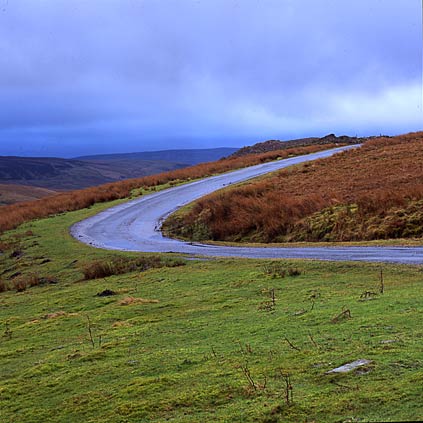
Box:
[1,197,423,422]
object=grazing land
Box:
[0,205,422,422]
[164,132,423,243]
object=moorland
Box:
[0,133,422,422]
[164,132,423,244]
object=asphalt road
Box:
[71,146,423,264]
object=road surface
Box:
[71,146,423,264]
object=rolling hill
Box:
[0,156,187,190]
[163,132,423,243]
[0,148,238,191]
[0,183,57,205]
[230,134,365,158]
[75,147,238,164]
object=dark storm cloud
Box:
[0,0,421,156]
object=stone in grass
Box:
[326,359,372,374]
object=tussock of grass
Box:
[81,256,185,280]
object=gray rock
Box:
[326,359,372,374]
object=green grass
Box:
[1,200,423,422]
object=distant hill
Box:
[230,134,365,158]
[0,183,58,205]
[0,156,187,190]
[76,147,238,165]
[0,148,237,190]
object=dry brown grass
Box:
[10,274,57,293]
[80,256,185,280]
[0,183,57,206]
[0,279,9,293]
[118,296,159,306]
[165,132,423,242]
[0,144,337,234]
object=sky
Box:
[0,0,421,157]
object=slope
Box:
[75,147,238,164]
[0,156,186,190]
[163,132,423,243]
[230,134,364,158]
[0,183,57,205]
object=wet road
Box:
[70,146,423,264]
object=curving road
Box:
[71,146,423,264]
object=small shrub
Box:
[13,276,29,292]
[262,263,286,278]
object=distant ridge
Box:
[230,134,365,158]
[0,148,237,190]
[0,156,186,190]
[75,147,238,165]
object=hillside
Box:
[0,156,187,190]
[0,143,337,234]
[230,134,365,158]
[163,132,423,243]
[0,183,57,205]
[75,147,238,164]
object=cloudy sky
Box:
[0,0,421,157]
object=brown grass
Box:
[81,256,185,280]
[0,279,9,293]
[10,274,57,292]
[164,132,423,242]
[118,296,159,306]
[0,144,338,234]
[0,183,57,206]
